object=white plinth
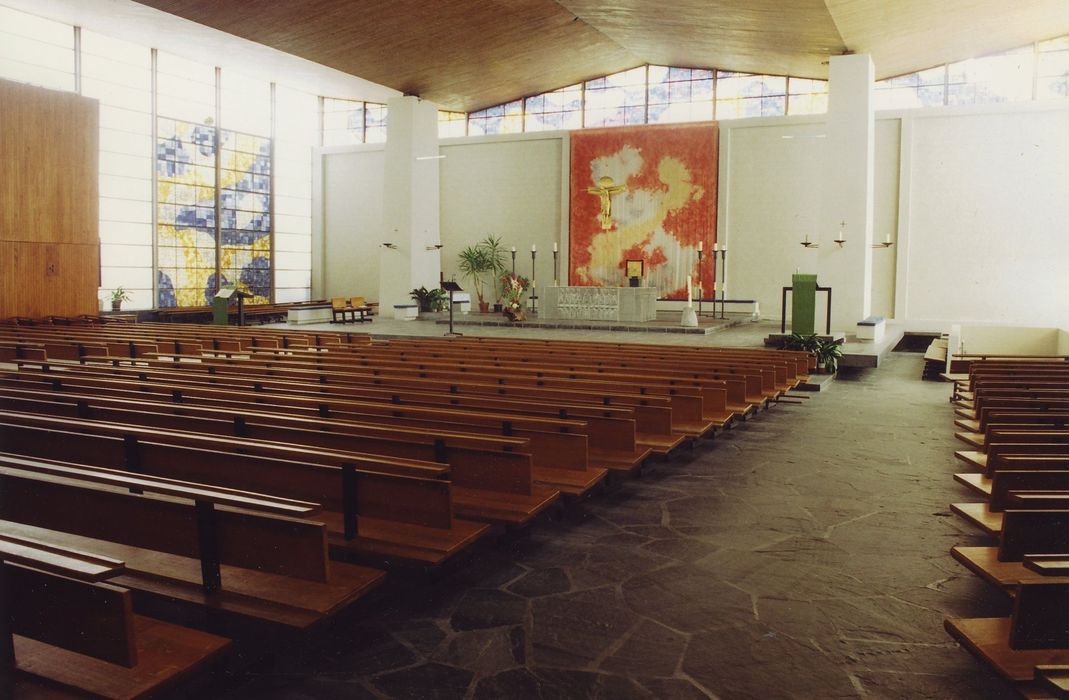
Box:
[288,305,333,325]
[394,304,419,320]
[540,286,658,322]
[680,306,698,327]
[856,317,885,342]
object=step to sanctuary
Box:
[434,311,750,335]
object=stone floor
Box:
[212,330,1017,699]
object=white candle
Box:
[510,246,516,252]
[803,233,809,244]
[713,242,718,252]
[553,242,558,252]
[884,233,891,244]
[531,244,536,252]
[698,241,703,252]
[687,275,692,304]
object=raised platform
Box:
[763,323,905,369]
[435,311,751,335]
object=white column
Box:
[818,53,875,331]
[379,96,441,317]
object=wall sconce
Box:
[800,233,819,249]
[381,242,397,249]
[833,221,846,248]
[425,244,444,251]
[872,234,894,249]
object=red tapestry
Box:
[569,123,718,300]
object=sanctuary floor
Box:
[213,325,1015,699]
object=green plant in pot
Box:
[457,235,509,313]
[110,286,131,312]
[477,235,509,310]
[816,338,844,373]
[409,286,448,312]
[457,245,493,312]
[780,332,842,373]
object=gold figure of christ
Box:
[587,175,628,230]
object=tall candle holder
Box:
[510,246,517,276]
[696,246,704,318]
[718,246,728,319]
[530,246,537,314]
[553,247,559,286]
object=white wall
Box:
[719,117,899,326]
[440,134,565,297]
[320,146,384,299]
[960,325,1060,355]
[317,100,1069,334]
[899,104,1069,328]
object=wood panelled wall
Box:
[0,78,99,318]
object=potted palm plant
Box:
[477,235,509,311]
[457,245,493,312]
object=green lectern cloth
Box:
[791,274,818,335]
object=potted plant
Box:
[478,235,509,311]
[457,245,493,312]
[409,286,448,313]
[779,332,843,374]
[110,287,131,312]
[499,273,530,322]
[457,236,508,313]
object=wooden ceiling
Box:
[133,0,1069,112]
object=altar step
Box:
[435,311,750,335]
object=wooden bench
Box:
[0,413,488,567]
[0,386,560,527]
[0,455,386,639]
[0,369,608,498]
[2,533,232,700]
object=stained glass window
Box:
[647,66,714,124]
[524,84,582,132]
[468,99,523,136]
[1038,36,1069,100]
[787,78,829,115]
[715,72,786,119]
[439,110,467,138]
[323,97,388,145]
[584,67,648,127]
[156,118,272,307]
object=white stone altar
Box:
[540,286,658,322]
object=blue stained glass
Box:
[240,257,271,298]
[157,270,176,308]
[222,229,269,245]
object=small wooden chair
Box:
[331,297,352,324]
[349,296,372,323]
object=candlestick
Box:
[553,242,557,253]
[511,247,516,275]
[698,241,703,253]
[531,249,537,313]
[552,249,559,287]
[531,244,536,252]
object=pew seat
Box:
[944,617,1069,683]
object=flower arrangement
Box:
[499,273,530,321]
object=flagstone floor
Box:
[214,330,1015,699]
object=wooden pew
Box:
[0,414,488,567]
[3,534,232,700]
[26,360,653,474]
[0,370,607,498]
[0,386,560,527]
[0,452,387,630]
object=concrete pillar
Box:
[379,96,441,317]
[817,53,875,332]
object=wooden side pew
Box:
[0,415,488,567]
[946,554,1069,689]
[951,508,1069,591]
[3,533,232,700]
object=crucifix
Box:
[586,175,627,230]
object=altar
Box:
[540,286,658,322]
